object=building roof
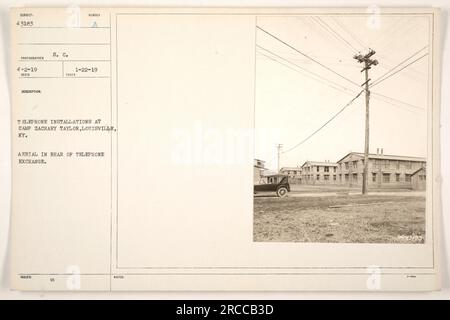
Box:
[253,158,266,169]
[411,166,426,176]
[336,152,426,164]
[280,167,302,171]
[301,161,338,168]
[263,173,288,178]
[261,170,280,176]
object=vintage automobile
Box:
[254,174,290,198]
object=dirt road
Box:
[253,194,425,243]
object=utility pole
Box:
[276,144,283,173]
[354,50,378,195]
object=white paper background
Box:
[0,0,448,299]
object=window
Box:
[344,174,349,182]
[333,175,336,181]
[352,173,357,181]
[396,173,400,182]
[405,161,412,169]
[420,175,426,181]
[374,159,380,167]
[317,166,320,172]
[333,167,337,173]
[372,173,377,182]
[405,174,411,182]
[324,167,329,172]
[352,161,358,168]
[383,173,390,183]
[345,162,349,169]
[316,174,320,180]
[324,175,329,181]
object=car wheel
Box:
[276,187,288,198]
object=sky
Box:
[254,14,430,170]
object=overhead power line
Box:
[372,17,405,51]
[282,90,364,154]
[378,18,419,53]
[313,17,360,53]
[256,45,353,93]
[331,16,369,52]
[371,92,426,111]
[370,46,428,87]
[256,25,361,88]
[256,45,425,114]
[256,51,351,94]
[370,52,428,88]
[376,56,427,83]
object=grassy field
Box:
[253,194,425,243]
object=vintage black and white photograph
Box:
[5,5,443,293]
[253,14,430,243]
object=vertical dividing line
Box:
[109,12,113,291]
[115,14,119,270]
[429,12,434,268]
[62,61,64,77]
[252,15,257,241]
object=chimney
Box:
[376,148,379,155]
[380,148,384,155]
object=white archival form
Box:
[9,7,441,291]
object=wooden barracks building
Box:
[280,166,302,184]
[335,150,426,189]
[253,159,266,184]
[255,149,426,189]
[300,161,338,184]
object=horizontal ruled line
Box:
[18,60,111,62]
[17,272,436,276]
[19,76,110,79]
[18,43,111,45]
[20,26,110,29]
